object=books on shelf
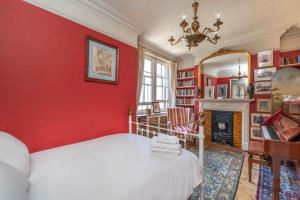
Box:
[280,55,300,66]
[177,71,194,78]
[176,89,194,96]
[177,79,195,87]
[176,98,194,105]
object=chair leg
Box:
[248,154,253,183]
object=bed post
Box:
[129,106,133,134]
[197,112,205,200]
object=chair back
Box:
[167,107,191,128]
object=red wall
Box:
[0,1,137,152]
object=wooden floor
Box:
[235,156,259,200]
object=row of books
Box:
[280,55,300,66]
[176,98,194,105]
[177,80,195,87]
[176,89,194,96]
[177,71,194,78]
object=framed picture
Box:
[254,81,272,94]
[217,84,228,98]
[251,113,271,126]
[257,50,273,68]
[230,78,247,97]
[231,84,245,99]
[207,78,212,86]
[254,67,277,82]
[256,99,272,113]
[152,102,160,113]
[251,127,263,140]
[289,104,300,115]
[205,86,214,99]
[85,36,119,84]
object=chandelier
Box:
[231,59,248,80]
[168,1,223,50]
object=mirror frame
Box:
[198,49,252,98]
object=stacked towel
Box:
[151,134,181,155]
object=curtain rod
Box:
[138,44,178,63]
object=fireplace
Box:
[212,111,234,146]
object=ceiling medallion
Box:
[168,0,223,50]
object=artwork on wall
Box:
[251,113,271,126]
[250,127,263,140]
[205,86,214,99]
[257,50,273,68]
[254,81,272,94]
[256,99,272,113]
[217,84,228,98]
[85,36,119,84]
[152,102,160,113]
[230,78,247,97]
[254,67,277,82]
[207,78,212,86]
[231,84,245,99]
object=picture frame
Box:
[85,36,119,84]
[251,113,271,127]
[254,67,277,82]
[152,102,160,113]
[207,78,212,86]
[254,81,272,94]
[205,86,214,99]
[217,84,228,98]
[230,78,247,97]
[250,127,263,140]
[256,99,272,113]
[257,50,273,68]
[231,84,245,99]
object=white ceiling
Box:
[25,0,300,63]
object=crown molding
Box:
[24,0,142,48]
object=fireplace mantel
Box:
[196,98,254,150]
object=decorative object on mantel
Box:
[231,59,248,80]
[257,50,273,68]
[205,86,214,99]
[85,36,119,84]
[168,0,223,50]
[231,84,245,99]
[217,84,228,99]
[152,102,160,113]
[246,83,254,99]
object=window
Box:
[138,54,170,112]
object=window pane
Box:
[163,78,168,87]
[156,77,162,86]
[146,85,152,102]
[144,59,152,73]
[156,63,162,76]
[162,65,167,77]
[156,87,162,100]
[144,77,152,85]
[139,86,144,102]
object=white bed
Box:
[27,133,201,200]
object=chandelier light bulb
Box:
[171,31,175,36]
[182,14,187,20]
[217,13,221,20]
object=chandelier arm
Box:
[206,36,217,45]
[202,26,219,34]
[170,36,185,45]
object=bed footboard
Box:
[128,106,205,200]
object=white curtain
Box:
[136,46,145,108]
[169,60,177,108]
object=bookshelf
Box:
[280,51,300,68]
[176,67,198,114]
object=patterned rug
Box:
[256,166,300,200]
[190,148,244,200]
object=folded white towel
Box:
[155,134,179,145]
[151,147,181,155]
[151,138,181,150]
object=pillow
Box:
[0,131,30,176]
[0,160,30,200]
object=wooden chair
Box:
[248,140,272,183]
[167,107,198,148]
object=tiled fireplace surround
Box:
[197,99,254,150]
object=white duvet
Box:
[29,134,201,200]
